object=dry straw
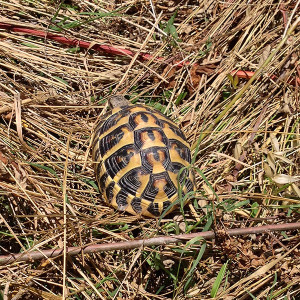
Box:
[0,0,299,299]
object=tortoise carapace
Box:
[92,95,195,217]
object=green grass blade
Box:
[210,260,229,298]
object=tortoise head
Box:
[109,95,130,109]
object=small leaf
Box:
[175,91,187,106]
[62,20,80,30]
[251,202,259,217]
[222,91,231,99]
[233,74,239,88]
[233,141,242,159]
[264,162,274,178]
[272,174,300,184]
[169,24,178,40]
[81,178,99,191]
[270,133,280,152]
[21,42,39,48]
[226,74,234,85]
[267,152,276,172]
[53,76,69,86]
[66,47,81,54]
[29,162,58,176]
[292,183,300,198]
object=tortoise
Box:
[92,95,195,217]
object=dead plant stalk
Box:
[0,222,299,266]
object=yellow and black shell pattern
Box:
[92,104,195,217]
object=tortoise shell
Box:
[92,104,195,217]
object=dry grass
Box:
[0,0,299,299]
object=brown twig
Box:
[0,92,52,115]
[0,222,299,266]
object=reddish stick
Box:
[1,22,299,84]
[0,22,162,62]
[0,222,299,266]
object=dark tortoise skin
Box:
[92,104,195,217]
